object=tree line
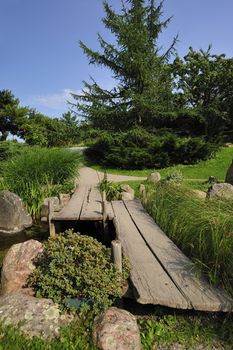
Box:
[1,0,233,154]
[0,89,79,146]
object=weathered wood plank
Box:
[80,186,103,221]
[52,186,87,221]
[112,200,190,309]
[124,200,233,312]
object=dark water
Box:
[0,225,49,268]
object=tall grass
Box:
[2,147,80,219]
[144,182,233,295]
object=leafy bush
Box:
[1,147,80,218]
[164,170,183,183]
[85,128,219,170]
[98,172,122,200]
[143,182,233,294]
[27,230,130,313]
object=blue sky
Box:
[0,0,233,118]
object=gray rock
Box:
[139,184,146,194]
[208,183,233,200]
[0,292,74,339]
[225,160,233,185]
[59,193,71,208]
[139,184,147,203]
[192,190,207,200]
[1,239,43,295]
[147,172,161,183]
[93,307,141,350]
[40,196,60,218]
[121,185,134,201]
[0,191,32,236]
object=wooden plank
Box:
[112,201,190,309]
[80,186,103,221]
[124,200,233,312]
[52,186,87,221]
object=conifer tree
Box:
[73,0,177,130]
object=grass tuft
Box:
[143,182,233,294]
[1,147,80,219]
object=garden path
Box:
[77,166,147,186]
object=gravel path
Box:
[77,167,147,186]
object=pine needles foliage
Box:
[73,0,177,130]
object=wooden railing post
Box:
[111,240,122,273]
[48,200,56,238]
[102,190,107,221]
[102,190,109,241]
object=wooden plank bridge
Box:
[51,185,233,312]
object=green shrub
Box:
[143,182,233,294]
[85,128,219,170]
[98,172,122,200]
[164,170,183,183]
[27,230,130,313]
[2,147,80,218]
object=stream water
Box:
[0,225,49,269]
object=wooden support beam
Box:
[111,240,122,273]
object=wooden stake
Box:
[102,190,108,241]
[59,193,64,207]
[111,240,122,272]
[48,200,56,238]
[102,190,107,219]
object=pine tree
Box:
[73,0,177,130]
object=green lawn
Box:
[90,147,233,181]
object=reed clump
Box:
[144,182,233,295]
[2,147,80,219]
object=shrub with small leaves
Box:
[164,170,183,183]
[27,230,130,313]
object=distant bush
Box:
[27,230,130,313]
[85,128,219,169]
[2,147,80,218]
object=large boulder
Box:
[0,292,74,338]
[147,172,161,184]
[0,191,32,236]
[93,307,141,350]
[208,183,233,200]
[225,160,233,185]
[121,184,135,201]
[1,239,43,295]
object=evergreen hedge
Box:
[85,128,219,170]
